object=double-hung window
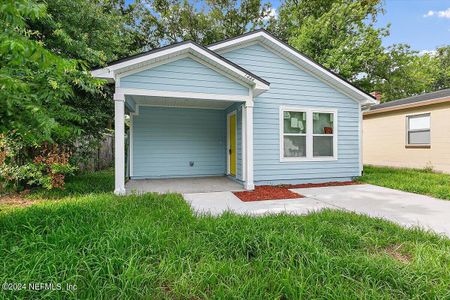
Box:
[406,113,430,146]
[282,110,307,158]
[281,107,337,161]
[313,112,335,157]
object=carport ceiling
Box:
[131,95,238,110]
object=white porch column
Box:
[114,93,126,195]
[244,101,254,190]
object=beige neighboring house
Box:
[363,89,450,173]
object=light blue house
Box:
[92,30,376,195]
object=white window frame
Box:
[279,106,338,162]
[405,112,431,146]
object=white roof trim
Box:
[91,42,270,96]
[209,31,377,105]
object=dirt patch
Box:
[282,181,360,189]
[233,185,304,202]
[0,190,38,208]
[383,244,412,263]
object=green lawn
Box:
[360,165,450,200]
[0,171,449,299]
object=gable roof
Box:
[367,89,450,114]
[91,40,270,95]
[208,29,376,105]
[92,29,376,104]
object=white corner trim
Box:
[129,113,134,177]
[358,104,363,176]
[114,98,126,195]
[114,93,125,101]
[279,106,338,162]
[209,31,376,104]
[244,93,254,190]
[241,104,247,182]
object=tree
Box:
[274,0,450,102]
[0,0,104,189]
[137,0,274,46]
[275,0,387,87]
[433,46,450,90]
[30,0,142,66]
[369,45,450,101]
[0,0,102,145]
[26,0,147,142]
[366,45,432,101]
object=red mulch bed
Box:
[233,185,304,202]
[233,181,360,202]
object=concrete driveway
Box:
[183,184,450,237]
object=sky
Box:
[268,0,450,52]
[371,0,450,51]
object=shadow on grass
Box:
[29,169,114,199]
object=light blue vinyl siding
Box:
[120,57,248,96]
[132,107,226,178]
[222,43,361,184]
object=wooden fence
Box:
[78,134,114,172]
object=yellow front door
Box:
[229,113,237,176]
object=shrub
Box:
[0,135,76,191]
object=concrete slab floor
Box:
[126,176,244,194]
[184,184,450,238]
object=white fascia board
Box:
[209,31,267,52]
[116,88,251,102]
[91,68,114,82]
[91,42,270,92]
[107,43,192,73]
[209,31,376,105]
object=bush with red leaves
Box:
[0,137,76,190]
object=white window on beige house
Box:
[406,113,430,146]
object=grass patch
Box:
[1,169,449,298]
[359,165,450,200]
[29,169,114,199]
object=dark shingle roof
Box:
[370,89,450,111]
